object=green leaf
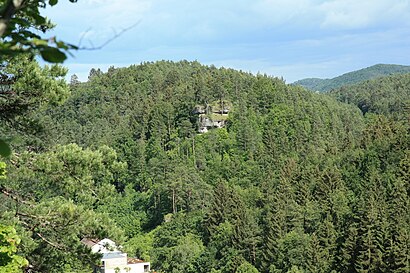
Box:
[32,38,49,46]
[0,139,11,157]
[40,47,67,63]
[49,0,58,6]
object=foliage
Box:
[0,225,28,272]
[329,72,410,121]
[0,139,11,157]
[1,60,409,272]
[1,0,78,163]
[0,161,5,178]
[0,55,69,157]
[0,0,78,63]
[1,144,126,272]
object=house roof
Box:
[81,238,100,248]
[102,252,126,259]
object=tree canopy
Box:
[1,60,405,272]
[0,7,409,270]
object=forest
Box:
[1,56,409,273]
[294,64,410,92]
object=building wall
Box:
[129,263,150,273]
[98,260,150,273]
[100,267,131,273]
[102,257,127,270]
[99,264,149,273]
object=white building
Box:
[81,238,150,273]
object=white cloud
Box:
[46,0,410,49]
[88,0,151,23]
[45,0,151,43]
[319,0,410,29]
[43,0,410,83]
[252,0,319,25]
[250,0,410,29]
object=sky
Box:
[44,0,410,83]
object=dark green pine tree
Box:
[354,190,388,273]
[306,215,337,273]
[204,181,238,238]
[260,208,280,273]
[385,179,410,273]
[259,169,301,272]
[234,210,262,267]
[306,233,327,273]
[338,222,359,273]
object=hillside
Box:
[329,72,410,120]
[294,63,410,92]
[1,60,409,273]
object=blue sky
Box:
[44,0,410,82]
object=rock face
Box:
[195,100,231,133]
[192,105,206,115]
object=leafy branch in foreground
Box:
[0,0,79,63]
[0,224,29,272]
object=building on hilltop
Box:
[81,238,150,273]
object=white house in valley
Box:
[81,238,150,273]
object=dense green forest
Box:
[294,64,410,92]
[1,59,409,273]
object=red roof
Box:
[81,238,100,248]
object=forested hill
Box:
[1,60,409,273]
[45,61,363,153]
[329,72,410,120]
[294,63,410,92]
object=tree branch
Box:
[0,186,33,205]
[0,0,26,37]
[17,212,69,251]
[35,232,66,250]
[78,21,140,51]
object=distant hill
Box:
[294,64,410,92]
[329,72,410,120]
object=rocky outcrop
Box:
[195,100,231,133]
